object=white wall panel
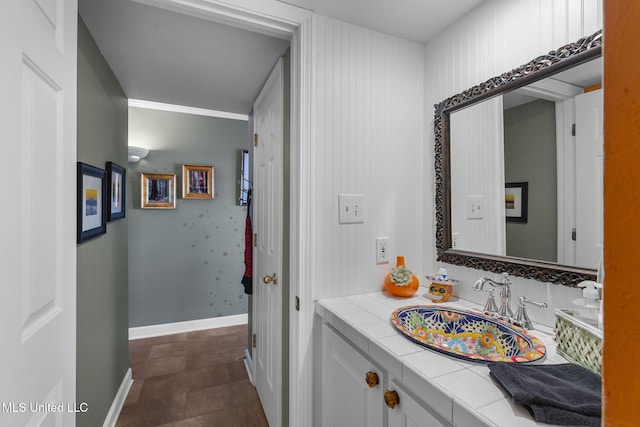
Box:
[424,0,602,326]
[450,96,505,255]
[310,15,425,300]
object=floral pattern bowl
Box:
[390,305,546,364]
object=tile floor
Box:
[116,324,269,427]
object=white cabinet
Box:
[320,323,452,427]
[386,378,451,427]
[321,324,385,427]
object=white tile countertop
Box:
[315,291,575,427]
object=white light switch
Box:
[338,194,364,224]
[466,195,484,219]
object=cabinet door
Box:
[386,379,451,427]
[322,324,384,427]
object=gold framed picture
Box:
[141,172,176,209]
[182,164,214,200]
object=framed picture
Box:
[505,182,528,223]
[182,164,214,199]
[106,161,126,221]
[77,162,107,243]
[141,172,176,209]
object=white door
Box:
[253,58,284,427]
[575,89,604,269]
[0,0,77,426]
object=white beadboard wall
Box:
[424,0,603,327]
[450,96,506,255]
[309,15,425,300]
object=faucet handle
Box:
[513,296,547,329]
[500,272,511,285]
[518,296,547,309]
[482,288,499,315]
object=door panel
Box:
[253,58,284,427]
[322,325,384,427]
[21,58,64,340]
[0,0,77,425]
[575,89,604,269]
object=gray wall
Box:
[504,99,557,262]
[76,17,130,427]
[128,107,250,327]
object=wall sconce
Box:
[128,146,149,163]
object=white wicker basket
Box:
[554,309,602,375]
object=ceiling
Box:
[277,0,485,43]
[79,0,485,115]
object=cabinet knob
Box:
[384,389,400,409]
[365,371,379,388]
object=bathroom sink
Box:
[390,305,546,364]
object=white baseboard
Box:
[102,368,132,427]
[244,348,254,385]
[128,314,248,340]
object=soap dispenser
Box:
[573,281,603,324]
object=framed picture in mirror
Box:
[505,182,528,223]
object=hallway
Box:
[116,324,268,426]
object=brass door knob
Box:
[365,371,379,388]
[263,273,278,285]
[384,390,400,409]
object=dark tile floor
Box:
[116,324,269,427]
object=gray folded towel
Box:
[488,362,601,426]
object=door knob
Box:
[263,273,278,285]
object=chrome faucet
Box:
[474,273,547,329]
[473,273,514,319]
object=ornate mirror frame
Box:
[434,30,602,287]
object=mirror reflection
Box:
[449,57,603,270]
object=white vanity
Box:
[315,291,570,427]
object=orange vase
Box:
[384,256,420,297]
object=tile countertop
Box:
[315,291,574,427]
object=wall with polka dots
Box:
[127,106,250,327]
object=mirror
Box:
[238,149,251,205]
[434,30,602,287]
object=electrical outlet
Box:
[452,232,460,248]
[376,237,389,264]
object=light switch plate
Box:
[466,195,484,219]
[338,194,364,224]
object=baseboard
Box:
[102,368,132,427]
[244,348,254,385]
[129,314,248,340]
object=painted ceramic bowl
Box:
[390,305,546,364]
